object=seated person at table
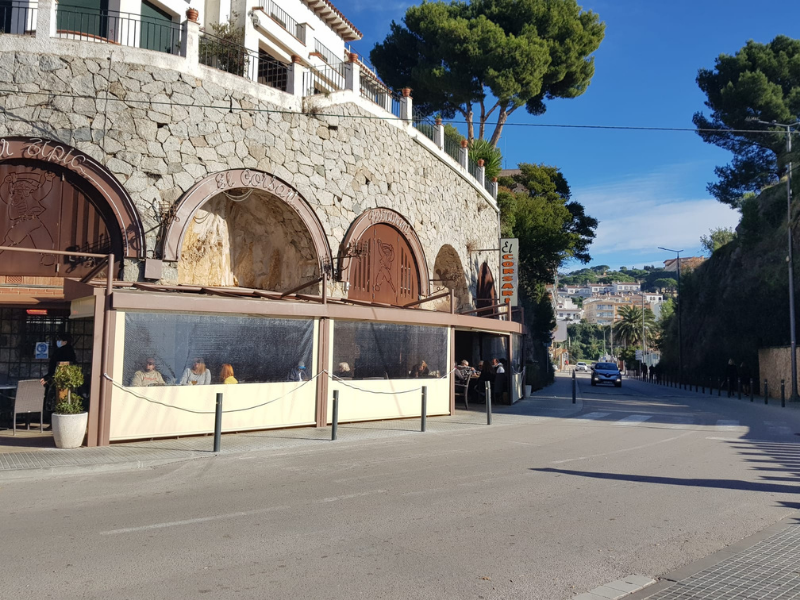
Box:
[180,358,211,386]
[454,361,471,385]
[220,363,238,384]
[410,361,430,378]
[130,358,166,387]
[333,362,352,379]
[287,361,309,382]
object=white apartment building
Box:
[612,281,641,293]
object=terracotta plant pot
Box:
[52,412,88,449]
[186,8,199,23]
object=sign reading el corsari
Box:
[499,238,519,306]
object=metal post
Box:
[485,381,492,425]
[718,379,721,397]
[331,390,339,441]
[421,386,427,432]
[782,380,786,408]
[764,380,769,405]
[572,369,576,404]
[785,123,799,401]
[738,378,742,400]
[750,378,754,402]
[213,392,223,453]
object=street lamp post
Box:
[659,247,683,385]
[749,119,799,401]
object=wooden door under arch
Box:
[477,263,497,311]
[0,162,118,277]
[348,223,419,306]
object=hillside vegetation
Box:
[658,183,798,382]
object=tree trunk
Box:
[489,104,510,147]
[466,102,474,143]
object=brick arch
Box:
[339,208,430,303]
[162,169,332,273]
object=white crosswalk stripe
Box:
[660,418,697,429]
[574,412,611,421]
[617,414,652,425]
[764,421,793,436]
[715,419,742,431]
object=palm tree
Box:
[613,305,657,347]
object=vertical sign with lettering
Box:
[500,238,518,306]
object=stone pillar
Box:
[491,177,498,200]
[36,0,56,39]
[459,139,468,169]
[476,159,486,186]
[344,52,360,94]
[434,117,444,151]
[287,55,307,97]
[181,9,201,69]
[400,87,413,122]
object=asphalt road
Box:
[3,374,800,600]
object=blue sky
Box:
[336,0,797,271]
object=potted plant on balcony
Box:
[51,364,87,449]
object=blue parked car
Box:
[591,362,622,387]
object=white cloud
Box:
[572,167,740,264]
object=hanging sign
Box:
[499,237,519,307]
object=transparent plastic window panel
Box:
[123,312,314,386]
[332,321,447,380]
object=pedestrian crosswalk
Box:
[567,413,794,436]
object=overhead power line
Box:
[0,87,797,136]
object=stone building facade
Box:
[0,0,521,447]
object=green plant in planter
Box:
[53,364,84,414]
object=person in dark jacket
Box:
[726,359,739,398]
[739,362,752,395]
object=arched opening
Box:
[0,137,144,277]
[163,169,332,294]
[177,188,320,293]
[476,262,497,312]
[348,223,419,306]
[432,245,470,312]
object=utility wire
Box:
[0,87,797,136]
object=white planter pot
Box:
[52,412,88,449]
[525,385,532,398]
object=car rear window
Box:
[595,363,617,369]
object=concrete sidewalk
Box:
[0,376,581,479]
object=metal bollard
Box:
[702,381,705,394]
[750,378,754,402]
[485,381,492,425]
[331,390,339,441]
[718,379,721,397]
[782,380,786,408]
[213,392,223,453]
[738,378,742,400]
[764,380,769,405]
[572,369,577,404]
[421,386,427,432]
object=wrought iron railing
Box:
[56,5,181,54]
[0,1,36,35]
[302,63,344,97]
[359,70,392,108]
[314,39,343,71]
[484,176,495,196]
[412,108,437,143]
[443,135,461,163]
[468,156,480,179]
[391,93,403,120]
[259,0,304,43]
[257,52,288,92]
[199,31,256,80]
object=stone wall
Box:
[757,346,798,399]
[0,36,499,303]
